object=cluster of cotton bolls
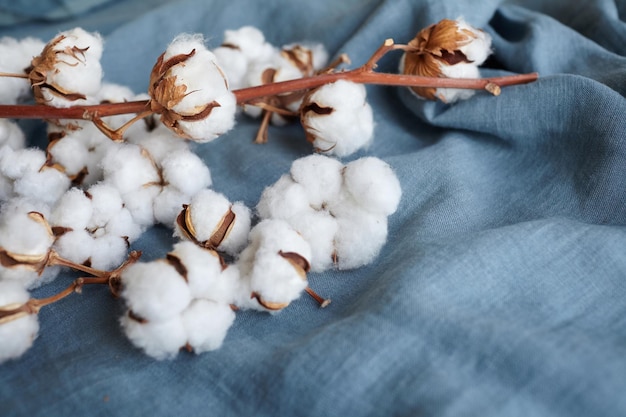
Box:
[257,154,402,271]
[210,26,375,156]
[0,24,405,363]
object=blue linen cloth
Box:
[1,0,625,416]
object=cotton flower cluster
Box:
[119,241,237,359]
[400,17,492,102]
[300,80,374,157]
[258,154,401,271]
[0,281,39,363]
[148,34,237,142]
[28,27,103,107]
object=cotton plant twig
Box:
[0,38,538,130]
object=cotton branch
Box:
[0,38,537,130]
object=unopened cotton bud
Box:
[148,34,236,142]
[28,27,103,107]
[301,80,374,157]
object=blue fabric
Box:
[1,0,626,416]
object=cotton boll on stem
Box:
[300,80,374,157]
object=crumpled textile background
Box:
[1,0,625,416]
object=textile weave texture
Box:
[1,0,625,416]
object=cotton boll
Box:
[89,234,129,271]
[105,209,143,243]
[120,185,160,227]
[257,175,310,220]
[0,36,45,104]
[167,242,231,301]
[14,167,71,206]
[301,80,374,157]
[221,26,276,63]
[0,148,46,179]
[86,183,124,228]
[330,201,389,270]
[436,62,481,103]
[0,120,25,150]
[46,134,89,177]
[175,189,251,255]
[289,154,343,209]
[455,18,492,65]
[182,299,236,354]
[129,127,189,163]
[50,187,93,230]
[160,150,211,196]
[150,35,237,142]
[52,229,95,266]
[0,206,54,257]
[212,47,248,90]
[101,143,160,194]
[30,28,103,107]
[342,157,402,216]
[0,281,39,363]
[121,260,192,322]
[153,187,189,226]
[287,210,338,273]
[120,313,186,360]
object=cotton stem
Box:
[305,287,331,308]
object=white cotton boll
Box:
[282,41,329,71]
[101,144,160,194]
[86,183,124,228]
[153,187,189,226]
[435,62,481,103]
[0,120,25,150]
[286,210,338,273]
[37,28,103,107]
[0,281,39,363]
[0,148,46,180]
[175,91,237,143]
[212,47,248,90]
[52,229,95,266]
[330,200,389,270]
[221,26,276,63]
[0,36,45,104]
[120,186,160,227]
[182,299,235,354]
[289,154,343,209]
[105,209,143,243]
[220,202,252,255]
[14,167,70,206]
[247,249,308,312]
[46,134,89,177]
[456,18,492,65]
[88,234,128,270]
[302,80,374,157]
[160,150,211,196]
[168,242,231,301]
[257,175,310,220]
[158,36,236,142]
[129,127,189,163]
[342,157,402,216]
[0,207,54,257]
[121,260,192,322]
[120,313,186,360]
[50,187,93,229]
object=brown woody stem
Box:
[0,39,538,122]
[305,287,331,308]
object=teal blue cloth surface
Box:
[1,1,625,416]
